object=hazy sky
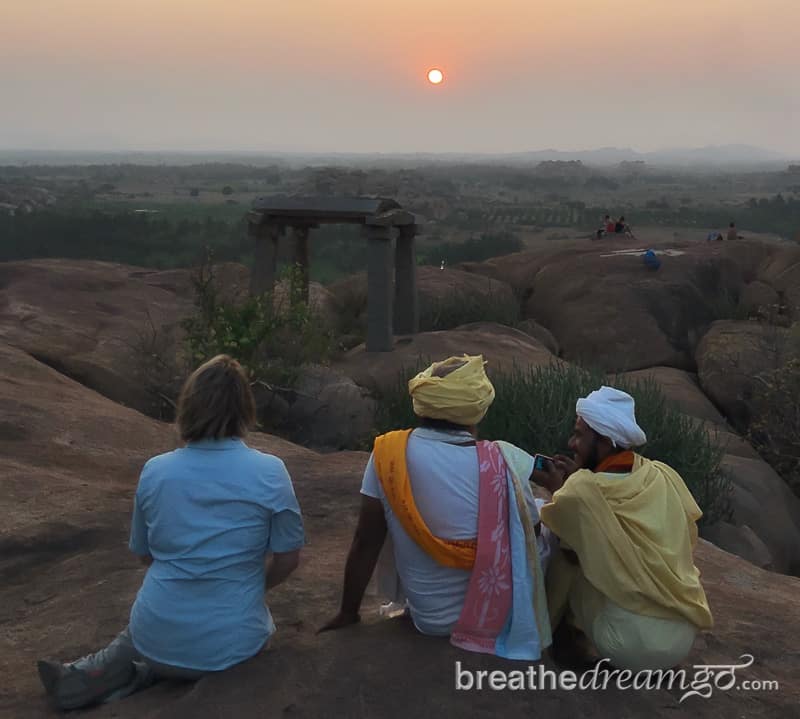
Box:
[2,0,798,154]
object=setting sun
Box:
[427,68,444,85]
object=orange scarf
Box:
[373,430,477,569]
[595,450,636,473]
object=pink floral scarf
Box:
[450,440,513,654]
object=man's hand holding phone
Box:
[533,453,552,472]
[531,453,579,494]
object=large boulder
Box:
[739,281,781,320]
[417,266,516,310]
[701,421,761,460]
[722,453,800,575]
[522,248,747,372]
[458,244,582,292]
[459,239,800,374]
[283,365,377,450]
[335,322,558,395]
[702,521,774,570]
[722,240,800,320]
[0,259,193,417]
[515,318,560,356]
[696,320,790,428]
[3,344,800,717]
[620,366,726,424]
[328,266,518,334]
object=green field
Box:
[2,161,798,281]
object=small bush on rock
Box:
[182,257,335,392]
[419,286,521,331]
[332,281,522,344]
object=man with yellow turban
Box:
[320,356,552,661]
[534,386,713,671]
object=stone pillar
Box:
[250,220,281,296]
[364,224,395,352]
[291,225,311,305]
[394,224,419,335]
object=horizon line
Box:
[1,144,797,163]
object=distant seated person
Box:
[37,355,306,711]
[596,214,613,239]
[533,387,712,671]
[727,221,739,241]
[614,216,635,238]
[320,355,553,661]
[706,230,723,242]
[605,216,616,234]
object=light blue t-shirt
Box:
[128,437,305,671]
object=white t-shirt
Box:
[361,427,539,636]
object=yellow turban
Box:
[408,355,495,427]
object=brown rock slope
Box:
[0,259,196,417]
[0,260,337,420]
[462,238,798,373]
[2,343,799,718]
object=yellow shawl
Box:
[540,454,713,629]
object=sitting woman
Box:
[614,216,636,239]
[38,355,305,711]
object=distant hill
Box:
[0,144,793,168]
[506,144,789,167]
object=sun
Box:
[427,68,444,85]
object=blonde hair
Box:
[176,355,256,442]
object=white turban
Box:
[576,386,647,449]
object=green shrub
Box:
[181,258,334,391]
[419,286,521,331]
[703,288,749,322]
[331,280,521,342]
[373,362,731,525]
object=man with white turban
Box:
[320,355,552,661]
[534,386,713,671]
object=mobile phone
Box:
[533,454,553,472]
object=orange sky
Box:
[1,0,798,153]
